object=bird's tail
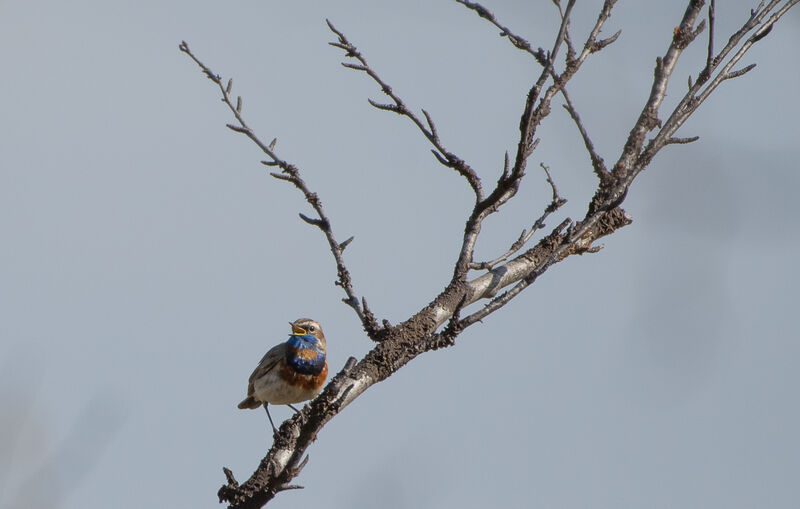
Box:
[237,396,260,409]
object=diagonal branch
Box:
[612,0,707,181]
[589,0,797,221]
[326,20,484,201]
[470,163,566,271]
[454,0,548,65]
[703,0,716,82]
[611,0,797,207]
[178,41,381,338]
[653,0,797,145]
[451,0,617,282]
[561,87,608,178]
[448,0,577,282]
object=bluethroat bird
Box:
[238,318,328,432]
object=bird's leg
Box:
[263,403,277,433]
[287,404,301,414]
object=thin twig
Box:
[178,41,380,337]
[707,0,716,75]
[454,0,548,65]
[470,164,566,270]
[721,63,757,80]
[560,87,608,178]
[451,0,615,282]
[665,136,700,145]
[638,0,796,175]
[554,0,578,64]
[461,218,572,326]
[326,20,484,201]
[611,0,707,182]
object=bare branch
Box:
[298,213,325,228]
[579,1,620,62]
[612,0,706,183]
[665,136,700,145]
[560,87,608,178]
[451,0,618,283]
[366,99,398,112]
[339,236,354,251]
[178,41,380,338]
[326,20,484,200]
[226,123,249,134]
[470,164,566,271]
[501,152,510,181]
[510,0,617,186]
[638,0,796,173]
[706,0,716,78]
[459,204,633,329]
[553,0,578,64]
[454,0,548,66]
[696,0,781,87]
[541,163,563,210]
[421,109,439,143]
[591,29,622,54]
[752,22,774,41]
[461,219,573,326]
[722,63,757,81]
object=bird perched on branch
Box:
[238,318,328,432]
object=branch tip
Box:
[298,213,324,227]
[222,467,239,488]
[339,236,354,250]
[367,98,398,112]
[665,135,700,145]
[277,484,305,492]
[431,150,449,166]
[270,171,292,181]
[593,29,621,52]
[293,454,310,474]
[226,123,248,134]
[344,356,358,372]
[421,108,438,140]
[752,22,773,41]
[342,62,367,72]
[723,63,756,81]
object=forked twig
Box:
[327,20,484,201]
[178,41,381,337]
[470,164,566,270]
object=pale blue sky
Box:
[1,1,799,508]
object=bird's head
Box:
[289,318,326,353]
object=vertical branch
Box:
[613,0,706,180]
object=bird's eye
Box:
[307,325,315,332]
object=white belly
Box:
[252,368,321,405]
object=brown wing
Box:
[237,343,286,409]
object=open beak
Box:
[291,322,307,335]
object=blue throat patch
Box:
[285,334,325,375]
